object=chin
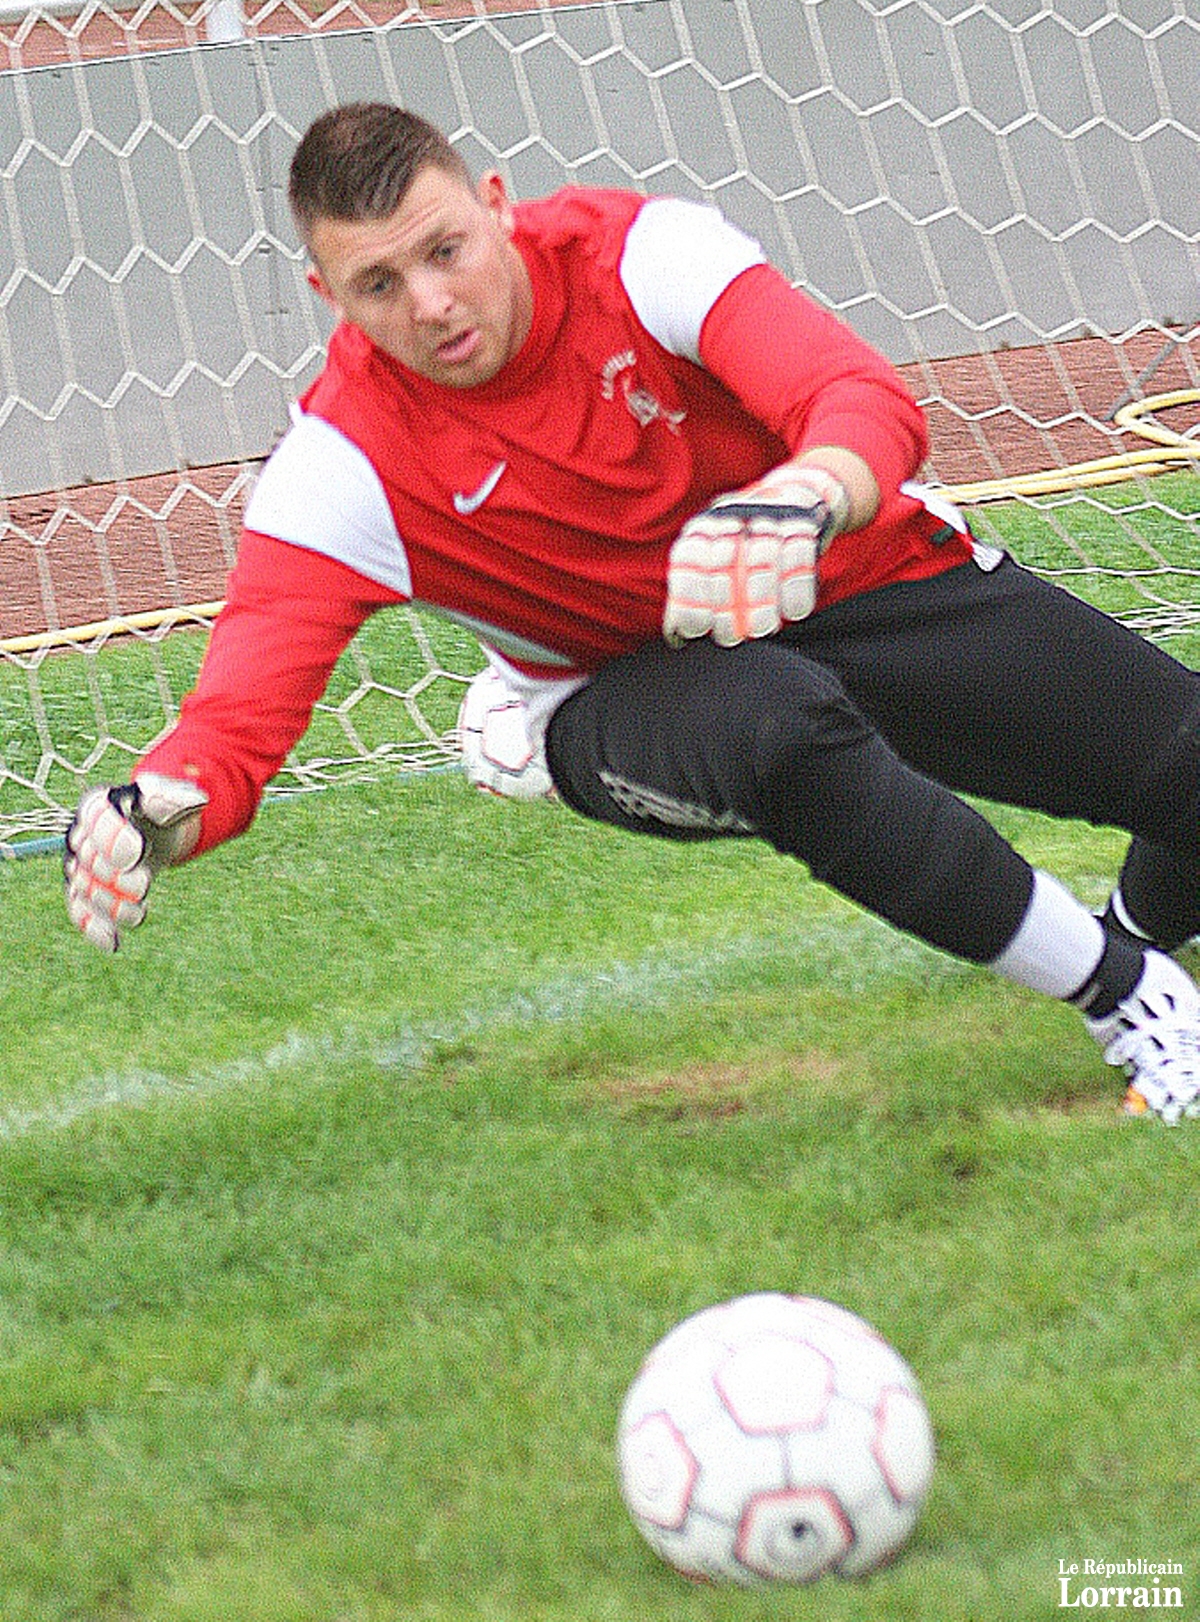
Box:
[437,356,506,389]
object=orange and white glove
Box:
[663,467,850,647]
[64,773,208,952]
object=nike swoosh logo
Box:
[453,460,507,515]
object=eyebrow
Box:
[348,259,396,293]
[345,221,465,293]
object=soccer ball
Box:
[456,664,555,801]
[616,1292,935,1585]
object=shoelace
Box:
[1106,1019,1200,1074]
[1111,1021,1200,1124]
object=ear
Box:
[307,265,339,312]
[476,170,515,233]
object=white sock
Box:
[988,869,1106,1000]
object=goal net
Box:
[2,0,1197,851]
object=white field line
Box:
[1,921,953,1143]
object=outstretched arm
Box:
[136,532,390,854]
[64,530,392,949]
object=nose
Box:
[408,266,455,324]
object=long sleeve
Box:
[137,531,399,854]
[698,262,929,505]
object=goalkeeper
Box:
[65,102,1200,1123]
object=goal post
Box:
[2,0,1197,852]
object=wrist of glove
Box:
[64,773,208,952]
[663,467,851,647]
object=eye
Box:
[358,270,394,298]
[430,238,460,266]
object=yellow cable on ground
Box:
[1,602,225,656]
[1114,389,1200,444]
[2,391,1197,656]
[941,387,1200,504]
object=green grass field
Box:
[2,480,1199,1619]
[3,774,1198,1621]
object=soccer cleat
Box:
[1085,949,1200,1124]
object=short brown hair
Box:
[288,102,472,245]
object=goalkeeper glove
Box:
[64,773,208,952]
[663,466,850,647]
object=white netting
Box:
[1,0,1198,850]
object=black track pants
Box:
[544,557,1200,962]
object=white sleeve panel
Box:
[244,411,413,599]
[618,197,767,363]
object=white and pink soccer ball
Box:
[617,1292,935,1585]
[457,664,555,801]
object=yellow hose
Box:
[940,387,1199,504]
[3,390,1197,656]
[1,602,225,656]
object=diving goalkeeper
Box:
[65,102,1200,1123]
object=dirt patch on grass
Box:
[594,1051,846,1122]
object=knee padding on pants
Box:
[746,690,1032,963]
[1126,698,1200,855]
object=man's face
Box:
[306,165,533,389]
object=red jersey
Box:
[142,187,973,850]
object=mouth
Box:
[436,328,482,366]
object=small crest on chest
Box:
[600,349,686,433]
